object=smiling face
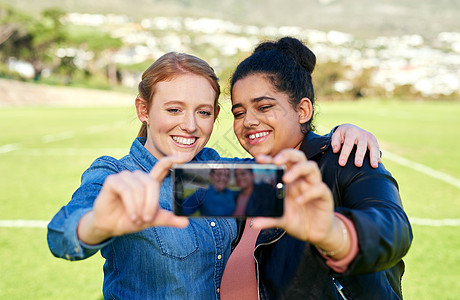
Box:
[210,169,230,192]
[234,169,254,191]
[137,73,218,162]
[231,73,311,157]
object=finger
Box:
[272,149,307,167]
[330,126,345,153]
[146,210,190,228]
[368,137,381,168]
[249,217,283,230]
[134,172,160,223]
[118,171,146,222]
[255,155,273,164]
[338,135,355,167]
[354,138,367,167]
[103,173,141,222]
[295,182,333,208]
[285,179,305,201]
[283,161,321,185]
[150,156,185,181]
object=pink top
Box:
[220,220,260,300]
[234,194,250,216]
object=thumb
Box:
[150,156,186,181]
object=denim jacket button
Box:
[217,254,222,260]
[210,221,216,227]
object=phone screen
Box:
[172,163,284,217]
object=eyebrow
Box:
[162,100,185,106]
[163,101,213,110]
[231,96,276,111]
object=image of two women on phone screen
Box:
[181,167,282,217]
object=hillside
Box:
[3,0,459,39]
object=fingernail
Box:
[340,159,345,165]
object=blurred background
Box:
[1,0,459,101]
[1,1,459,299]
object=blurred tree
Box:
[65,25,123,85]
[314,61,344,100]
[0,5,67,81]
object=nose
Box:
[243,110,259,128]
[180,112,197,132]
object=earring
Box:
[142,121,149,127]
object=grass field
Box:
[1,99,459,299]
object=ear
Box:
[297,98,313,124]
[214,105,220,120]
[135,97,149,122]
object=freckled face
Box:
[231,74,305,157]
[144,73,217,162]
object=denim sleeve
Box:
[47,156,120,261]
[219,157,254,162]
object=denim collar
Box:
[129,137,221,172]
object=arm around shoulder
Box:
[334,160,413,274]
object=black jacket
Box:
[244,183,283,217]
[235,131,413,299]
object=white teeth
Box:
[172,136,196,145]
[248,132,269,140]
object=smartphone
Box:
[171,162,285,217]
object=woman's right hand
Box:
[252,149,351,260]
[77,156,189,245]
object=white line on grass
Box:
[0,143,21,154]
[409,217,460,227]
[42,131,75,143]
[0,220,49,228]
[383,150,460,189]
[0,121,130,155]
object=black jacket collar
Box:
[299,130,333,160]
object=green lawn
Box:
[1,99,459,299]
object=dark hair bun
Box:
[254,36,316,73]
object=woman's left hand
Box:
[252,149,335,244]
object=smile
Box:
[248,131,270,140]
[171,136,197,145]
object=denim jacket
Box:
[47,137,242,299]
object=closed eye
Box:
[259,105,273,111]
[232,111,245,119]
[167,108,181,113]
